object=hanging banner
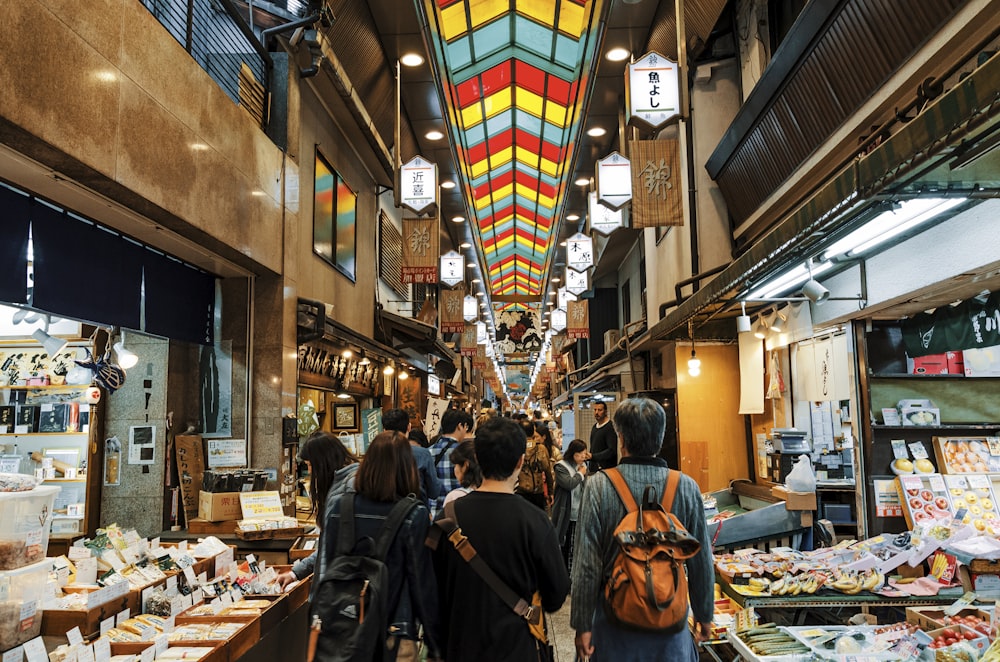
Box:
[401,218,439,283]
[566,233,594,272]
[630,139,683,228]
[424,397,449,439]
[474,345,487,369]
[461,324,477,357]
[439,250,465,287]
[902,291,1000,357]
[596,152,632,210]
[557,287,576,310]
[440,287,466,334]
[567,300,590,339]
[589,191,623,235]
[797,335,850,402]
[738,332,765,415]
[625,51,680,130]
[550,308,567,332]
[398,156,438,214]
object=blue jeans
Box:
[590,606,698,662]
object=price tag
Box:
[198,572,208,584]
[116,608,131,626]
[24,529,42,548]
[182,593,194,609]
[178,540,188,553]
[140,625,156,641]
[163,616,175,634]
[209,598,223,615]
[53,558,71,586]
[93,637,111,662]
[215,546,234,572]
[77,646,94,662]
[246,554,257,566]
[890,439,909,460]
[68,546,92,561]
[102,551,126,573]
[928,474,946,492]
[142,586,155,612]
[2,647,22,662]
[229,565,239,583]
[21,638,47,662]
[969,474,992,490]
[66,626,84,647]
[170,595,184,616]
[192,588,204,604]
[19,600,36,622]
[99,616,115,635]
[183,566,197,585]
[908,441,930,460]
[155,634,169,655]
[139,645,155,662]
[165,575,178,592]
[151,537,161,550]
[221,591,233,607]
[76,557,98,585]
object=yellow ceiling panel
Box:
[470,159,489,179]
[460,103,484,129]
[491,182,515,202]
[515,89,545,119]
[514,146,541,169]
[483,88,513,118]
[544,102,568,127]
[439,3,470,41]
[489,147,513,169]
[558,0,587,37]
[539,157,559,178]
[469,0,507,28]
[514,182,539,203]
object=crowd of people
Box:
[282,397,714,662]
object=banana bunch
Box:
[798,573,823,594]
[748,576,771,592]
[736,624,810,657]
[829,569,885,594]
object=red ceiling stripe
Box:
[456,78,481,108]
[513,128,541,153]
[487,130,514,153]
[467,141,488,165]
[480,61,513,96]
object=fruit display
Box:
[916,458,936,474]
[944,474,1000,534]
[896,473,953,527]
[935,437,1000,473]
[892,458,914,475]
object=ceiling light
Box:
[606,47,630,62]
[687,349,701,377]
[112,329,139,370]
[467,262,476,269]
[769,309,787,333]
[472,278,481,284]
[383,365,395,375]
[398,369,409,380]
[559,241,567,247]
[400,53,424,67]
[802,279,831,304]
[451,216,465,223]
[425,130,444,141]
[754,317,768,339]
[746,260,833,300]
[441,180,456,189]
[575,177,590,187]
[336,392,352,399]
[358,353,371,365]
[821,198,964,260]
[459,242,472,249]
[587,127,607,137]
[566,214,580,221]
[551,277,560,282]
[736,302,752,334]
[341,349,353,359]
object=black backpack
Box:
[308,495,419,662]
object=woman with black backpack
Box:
[307,431,443,662]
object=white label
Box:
[929,474,946,492]
[77,646,94,662]
[2,647,22,662]
[151,537,160,550]
[170,595,184,616]
[210,598,223,615]
[142,586,154,612]
[192,588,204,604]
[116,608,131,625]
[221,591,233,607]
[198,572,207,584]
[93,638,111,662]
[969,474,992,490]
[120,545,139,566]
[24,529,42,548]
[183,566,196,584]
[102,551,126,572]
[68,546,92,561]
[155,634,169,655]
[163,615,175,634]
[20,638,46,662]
[246,554,257,566]
[182,593,194,610]
[166,575,178,592]
[66,626,84,647]
[178,540,188,553]
[216,546,234,572]
[140,624,156,641]
[909,441,930,460]
[99,616,115,635]
[76,557,97,585]
[18,600,36,623]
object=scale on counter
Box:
[772,428,811,454]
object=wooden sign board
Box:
[174,435,205,528]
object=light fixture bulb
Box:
[358,354,371,365]
[383,366,395,375]
[114,341,139,369]
[770,310,787,333]
[336,392,351,399]
[398,369,409,380]
[342,349,353,359]
[687,350,701,377]
[754,318,768,339]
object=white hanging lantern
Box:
[589,191,623,235]
[565,268,589,296]
[463,295,479,321]
[439,250,465,287]
[398,155,438,214]
[550,308,567,332]
[596,152,632,210]
[566,233,594,272]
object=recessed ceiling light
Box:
[425,130,444,140]
[566,214,580,221]
[551,276,560,282]
[459,242,472,248]
[587,127,607,137]
[472,278,481,284]
[575,177,590,187]
[451,216,465,223]
[400,53,425,67]
[467,262,476,268]
[560,240,567,246]
[441,180,456,189]
[606,47,630,62]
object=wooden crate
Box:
[41,591,137,638]
[289,534,319,561]
[235,527,305,541]
[188,518,239,535]
[111,641,226,662]
[262,566,311,612]
[176,594,287,633]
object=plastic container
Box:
[0,558,51,650]
[0,484,59,570]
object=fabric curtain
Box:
[143,251,215,345]
[0,188,31,305]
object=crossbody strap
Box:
[372,496,420,560]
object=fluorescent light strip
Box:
[822,198,964,260]
[746,261,833,300]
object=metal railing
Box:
[139,0,272,128]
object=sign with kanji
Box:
[626,51,680,130]
[401,218,439,282]
[565,267,589,296]
[463,295,479,321]
[439,250,465,287]
[566,233,594,272]
[550,308,567,332]
[473,345,487,369]
[630,139,683,227]
[461,324,477,357]
[398,156,438,214]
[557,287,576,310]
[596,152,632,210]
[567,300,590,339]
[589,191,623,235]
[440,287,466,334]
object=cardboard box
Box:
[947,351,965,374]
[771,485,817,510]
[964,345,1000,377]
[198,491,243,522]
[913,353,950,374]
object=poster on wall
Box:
[128,425,156,465]
[398,376,422,424]
[425,397,449,439]
[200,340,232,438]
[206,439,247,468]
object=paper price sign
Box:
[239,491,283,519]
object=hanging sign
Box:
[902,290,1000,357]
[439,250,465,287]
[474,345,487,369]
[401,218,439,283]
[557,287,576,310]
[550,308,567,332]
[566,233,594,272]
[565,268,589,296]
[461,324,477,356]
[440,287,466,334]
[596,152,632,210]
[476,321,488,344]
[630,139,684,227]
[463,295,479,321]
[626,51,680,130]
[398,156,438,214]
[589,191,623,235]
[567,300,590,339]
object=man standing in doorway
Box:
[588,401,617,470]
[428,409,473,518]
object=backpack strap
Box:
[661,469,681,513]
[372,496,420,561]
[432,438,457,467]
[334,494,357,557]
[605,468,639,513]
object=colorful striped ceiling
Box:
[421,0,605,298]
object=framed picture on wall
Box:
[313,150,357,282]
[332,403,358,431]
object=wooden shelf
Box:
[0,384,90,390]
[43,478,87,482]
[0,432,88,436]
[872,425,1000,431]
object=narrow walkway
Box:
[548,602,577,661]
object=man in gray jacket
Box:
[571,397,714,662]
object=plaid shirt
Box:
[429,436,461,518]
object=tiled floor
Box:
[548,602,577,661]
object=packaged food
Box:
[0,473,37,492]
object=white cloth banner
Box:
[764,302,813,350]
[797,334,850,402]
[739,333,765,414]
[424,397,449,439]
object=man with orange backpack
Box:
[571,397,714,661]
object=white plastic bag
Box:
[786,454,816,492]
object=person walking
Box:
[442,440,481,506]
[427,409,473,518]
[514,418,554,512]
[383,407,441,510]
[587,401,617,470]
[571,397,714,662]
[551,438,589,572]
[431,416,569,662]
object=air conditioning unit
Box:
[604,329,622,354]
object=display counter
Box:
[707,481,811,550]
[157,529,302,566]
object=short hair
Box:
[592,401,608,413]
[441,409,474,435]
[475,408,496,432]
[565,438,588,458]
[612,397,665,457]
[517,418,536,440]
[449,440,482,488]
[381,408,410,433]
[355,431,419,502]
[408,428,429,448]
[473,417,526,480]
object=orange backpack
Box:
[602,468,702,633]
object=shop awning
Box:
[297,299,398,361]
[375,309,457,373]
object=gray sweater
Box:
[570,457,714,630]
[291,462,359,578]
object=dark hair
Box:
[441,409,474,435]
[534,421,555,456]
[613,397,665,457]
[408,428,429,448]
[517,418,536,440]
[355,431,420,502]
[381,408,410,434]
[298,431,360,518]
[449,440,482,489]
[565,439,588,459]
[474,417,526,480]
